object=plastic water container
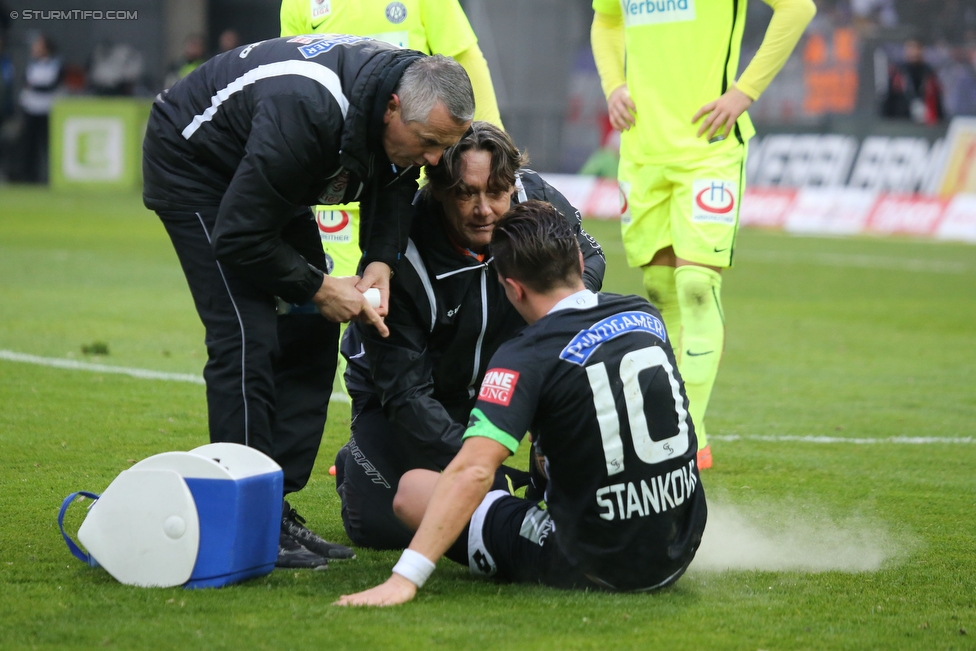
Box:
[61,443,282,589]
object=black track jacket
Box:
[143,35,424,304]
[342,170,607,468]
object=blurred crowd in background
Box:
[1,0,975,184]
[751,0,976,122]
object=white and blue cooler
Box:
[60,443,283,588]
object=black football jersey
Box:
[465,291,707,590]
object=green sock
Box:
[674,265,725,449]
[642,264,682,362]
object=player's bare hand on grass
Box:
[312,275,389,337]
[334,574,417,607]
[607,84,637,132]
[692,86,753,141]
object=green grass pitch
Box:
[1,186,974,650]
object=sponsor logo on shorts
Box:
[298,35,369,59]
[518,505,553,545]
[692,179,737,224]
[619,180,632,226]
[385,1,407,24]
[560,311,667,365]
[471,549,494,575]
[479,369,519,406]
[310,0,331,20]
[623,0,695,28]
[316,210,352,244]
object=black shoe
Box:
[276,531,328,570]
[282,501,356,560]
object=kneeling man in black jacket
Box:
[337,121,606,549]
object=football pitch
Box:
[1,186,974,650]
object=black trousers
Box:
[158,207,338,495]
[335,394,433,550]
[17,112,49,183]
[336,392,528,550]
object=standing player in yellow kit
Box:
[591,0,815,469]
[281,0,504,284]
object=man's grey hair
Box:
[397,54,475,124]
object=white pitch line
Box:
[711,434,974,445]
[741,250,970,274]
[593,240,971,274]
[0,349,351,403]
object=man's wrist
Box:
[392,549,436,588]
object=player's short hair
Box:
[397,55,475,124]
[424,121,528,196]
[492,200,581,294]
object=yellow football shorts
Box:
[618,143,747,269]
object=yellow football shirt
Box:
[591,0,756,164]
[280,0,477,56]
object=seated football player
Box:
[336,200,706,605]
[335,122,607,550]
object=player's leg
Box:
[462,492,595,588]
[390,468,471,566]
[668,143,747,469]
[619,157,683,348]
[392,468,441,530]
[394,467,529,530]
[642,247,682,364]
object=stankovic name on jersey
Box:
[596,460,698,521]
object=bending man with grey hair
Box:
[143,36,473,570]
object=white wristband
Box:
[392,549,436,588]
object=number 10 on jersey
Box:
[585,346,691,476]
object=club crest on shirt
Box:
[691,179,737,224]
[318,171,351,204]
[618,179,632,226]
[479,369,520,406]
[310,0,331,20]
[385,1,407,24]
